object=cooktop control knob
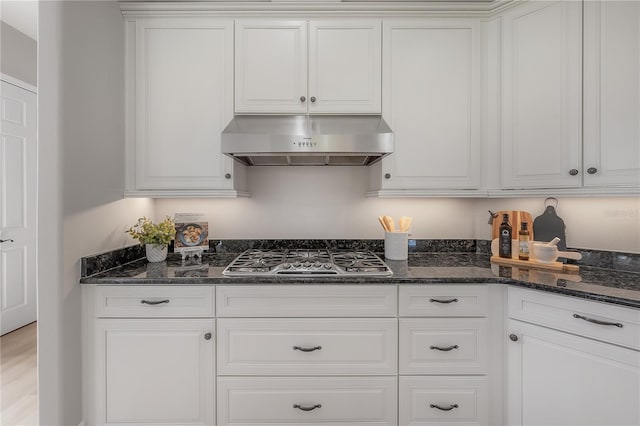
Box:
[282,263,291,269]
[314,262,321,268]
[293,262,301,268]
[303,262,311,268]
[323,263,332,269]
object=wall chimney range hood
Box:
[221,115,393,166]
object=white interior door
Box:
[0,80,37,335]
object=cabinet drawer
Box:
[399,376,488,426]
[217,318,397,375]
[399,318,488,375]
[94,286,215,318]
[216,285,397,317]
[217,376,397,426]
[508,287,640,350]
[399,285,488,317]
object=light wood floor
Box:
[1,322,38,426]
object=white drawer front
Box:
[218,376,397,426]
[508,287,640,350]
[216,285,397,317]
[399,285,488,317]
[399,376,488,426]
[217,318,397,375]
[399,318,488,375]
[95,286,214,318]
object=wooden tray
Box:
[490,256,579,274]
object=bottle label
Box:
[519,241,529,255]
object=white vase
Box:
[145,244,168,262]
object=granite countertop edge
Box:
[79,254,640,309]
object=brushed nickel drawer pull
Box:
[430,403,458,411]
[293,404,321,411]
[429,298,458,304]
[293,345,322,352]
[573,313,623,328]
[430,344,459,351]
[140,299,170,305]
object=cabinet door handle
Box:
[293,345,322,352]
[204,332,212,341]
[569,168,579,176]
[310,96,316,103]
[573,313,623,328]
[0,239,14,243]
[293,404,321,411]
[429,298,458,304]
[140,299,170,305]
[587,167,598,175]
[430,345,459,351]
[430,403,458,411]
[300,96,306,102]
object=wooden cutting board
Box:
[492,210,534,240]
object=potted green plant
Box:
[127,216,176,262]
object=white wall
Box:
[155,167,476,239]
[155,168,640,253]
[0,21,37,86]
[38,2,154,424]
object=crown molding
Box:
[121,1,519,17]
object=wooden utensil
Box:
[383,216,396,232]
[378,216,389,232]
[492,210,534,240]
[399,216,412,232]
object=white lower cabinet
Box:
[399,376,488,426]
[217,376,397,426]
[507,288,640,426]
[93,319,215,426]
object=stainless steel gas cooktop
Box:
[222,249,393,277]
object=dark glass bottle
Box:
[499,214,512,258]
[519,222,530,261]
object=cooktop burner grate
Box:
[222,249,392,277]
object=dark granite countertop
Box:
[80,252,640,309]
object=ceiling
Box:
[1,0,37,40]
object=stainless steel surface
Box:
[221,115,393,166]
[222,248,393,277]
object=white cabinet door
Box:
[374,19,481,192]
[92,319,215,426]
[0,81,37,335]
[501,1,582,189]
[507,319,640,426]
[235,19,381,114]
[133,18,241,192]
[308,20,381,113]
[583,0,640,187]
[235,20,308,113]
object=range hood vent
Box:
[221,115,393,166]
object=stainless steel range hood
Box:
[221,115,393,166]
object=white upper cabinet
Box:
[370,19,482,195]
[126,18,247,197]
[235,19,382,114]
[234,20,308,114]
[501,1,583,189]
[583,0,640,188]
